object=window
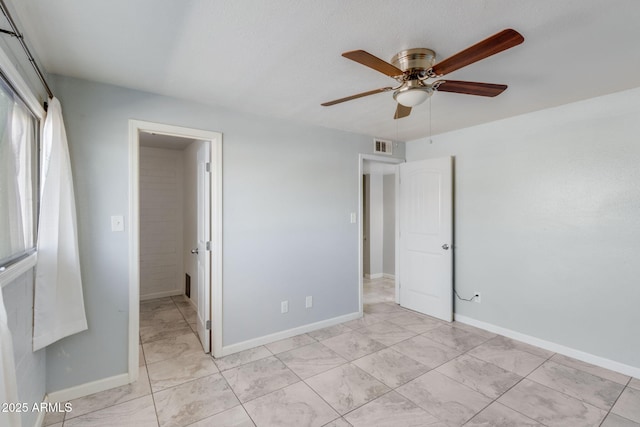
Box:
[0,73,39,269]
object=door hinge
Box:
[205,320,211,330]
[206,241,212,251]
[205,162,211,173]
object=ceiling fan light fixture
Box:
[394,86,433,107]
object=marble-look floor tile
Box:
[277,342,347,379]
[186,405,255,427]
[344,391,440,427]
[140,297,175,313]
[44,423,62,427]
[265,333,316,354]
[387,312,442,334]
[306,364,390,415]
[450,322,497,340]
[142,332,203,364]
[343,313,387,330]
[420,325,490,352]
[630,378,640,390]
[180,308,198,324]
[391,335,461,369]
[147,352,218,392]
[154,374,239,427]
[140,323,192,344]
[64,395,157,427]
[139,344,146,366]
[436,354,522,399]
[222,356,299,402]
[528,361,625,410]
[244,381,338,427]
[140,307,184,326]
[66,368,151,419]
[497,379,607,427]
[308,324,353,341]
[363,302,405,315]
[352,348,429,388]
[601,413,640,427]
[465,401,543,426]
[396,370,491,426]
[357,321,417,346]
[43,410,65,426]
[320,331,386,361]
[467,335,547,376]
[214,346,272,371]
[550,353,630,385]
[612,387,640,423]
[322,418,352,427]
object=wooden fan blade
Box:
[431,29,524,76]
[342,50,404,77]
[435,80,507,97]
[394,104,412,119]
[321,87,393,106]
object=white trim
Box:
[358,154,403,314]
[46,373,130,403]
[221,311,361,357]
[454,314,640,379]
[139,289,183,301]
[0,253,36,288]
[129,120,224,376]
[0,43,46,119]
[127,122,140,384]
[364,273,384,279]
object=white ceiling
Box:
[9,0,640,141]
[139,132,198,150]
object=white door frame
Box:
[128,120,223,383]
[358,154,404,313]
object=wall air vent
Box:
[373,138,393,155]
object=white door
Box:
[399,157,453,321]
[195,141,211,352]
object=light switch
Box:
[111,215,124,232]
[350,212,357,223]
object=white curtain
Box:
[33,97,87,351]
[0,288,21,427]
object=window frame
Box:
[0,44,46,287]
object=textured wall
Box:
[407,87,640,369]
[46,74,405,392]
[139,146,184,299]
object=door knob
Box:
[442,244,449,250]
[190,248,199,254]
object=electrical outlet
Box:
[305,296,313,308]
[474,292,481,304]
[281,301,288,313]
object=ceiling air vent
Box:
[373,138,393,155]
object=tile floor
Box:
[44,278,640,427]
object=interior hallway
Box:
[42,280,640,427]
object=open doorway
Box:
[128,120,222,383]
[358,154,403,313]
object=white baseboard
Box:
[454,314,640,379]
[139,289,183,301]
[221,311,362,357]
[46,372,130,403]
[383,273,395,280]
[364,273,384,279]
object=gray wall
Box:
[382,174,395,277]
[3,270,46,427]
[406,87,640,369]
[46,75,405,392]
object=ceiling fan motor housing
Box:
[391,48,436,78]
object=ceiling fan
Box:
[321,29,524,119]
